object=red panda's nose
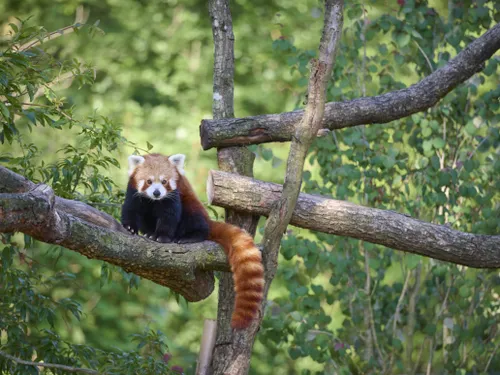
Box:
[153,190,161,198]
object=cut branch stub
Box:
[200,22,500,150]
[208,170,500,269]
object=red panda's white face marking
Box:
[128,153,186,200]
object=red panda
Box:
[121,153,264,329]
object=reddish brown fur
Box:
[178,176,264,329]
[129,153,179,191]
[176,175,210,219]
[208,221,264,329]
[131,154,264,329]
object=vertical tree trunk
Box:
[208,1,344,374]
[208,1,260,373]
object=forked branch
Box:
[200,22,500,149]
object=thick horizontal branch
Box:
[0,166,126,232]
[0,166,229,302]
[200,22,500,149]
[207,170,500,268]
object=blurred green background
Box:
[1,0,499,374]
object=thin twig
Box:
[407,264,421,373]
[34,71,77,99]
[17,24,84,52]
[425,339,434,375]
[0,350,99,374]
[411,337,426,375]
[369,301,385,368]
[485,342,500,373]
[363,247,374,361]
[415,41,434,73]
[19,102,75,121]
[387,271,411,372]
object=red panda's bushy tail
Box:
[208,221,264,329]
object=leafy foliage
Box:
[259,1,500,373]
[0,20,179,375]
[0,20,138,213]
[1,0,499,374]
[0,236,176,374]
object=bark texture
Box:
[208,171,500,268]
[260,0,343,292]
[0,166,229,302]
[208,1,260,374]
[200,22,500,150]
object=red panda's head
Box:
[127,153,185,200]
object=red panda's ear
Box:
[128,155,145,176]
[168,154,185,175]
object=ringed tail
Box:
[208,221,265,329]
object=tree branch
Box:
[0,166,229,302]
[207,170,500,268]
[200,22,500,150]
[0,350,98,374]
[0,165,126,232]
[261,0,343,293]
[17,24,84,52]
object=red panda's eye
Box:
[147,179,152,185]
[161,180,167,185]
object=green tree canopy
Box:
[0,0,499,374]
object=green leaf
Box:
[395,32,411,48]
[464,159,474,172]
[432,137,445,149]
[298,76,308,87]
[392,338,403,350]
[27,83,36,101]
[395,54,405,65]
[290,311,302,321]
[261,148,273,161]
[438,172,451,186]
[9,23,19,33]
[424,323,437,335]
[289,347,302,360]
[23,110,37,125]
[465,121,477,136]
[459,285,470,298]
[0,102,10,119]
[379,44,388,55]
[296,286,308,296]
[422,140,433,153]
[422,127,432,138]
[431,155,440,170]
[406,254,420,270]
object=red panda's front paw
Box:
[156,236,173,243]
[124,224,137,235]
[142,233,157,241]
